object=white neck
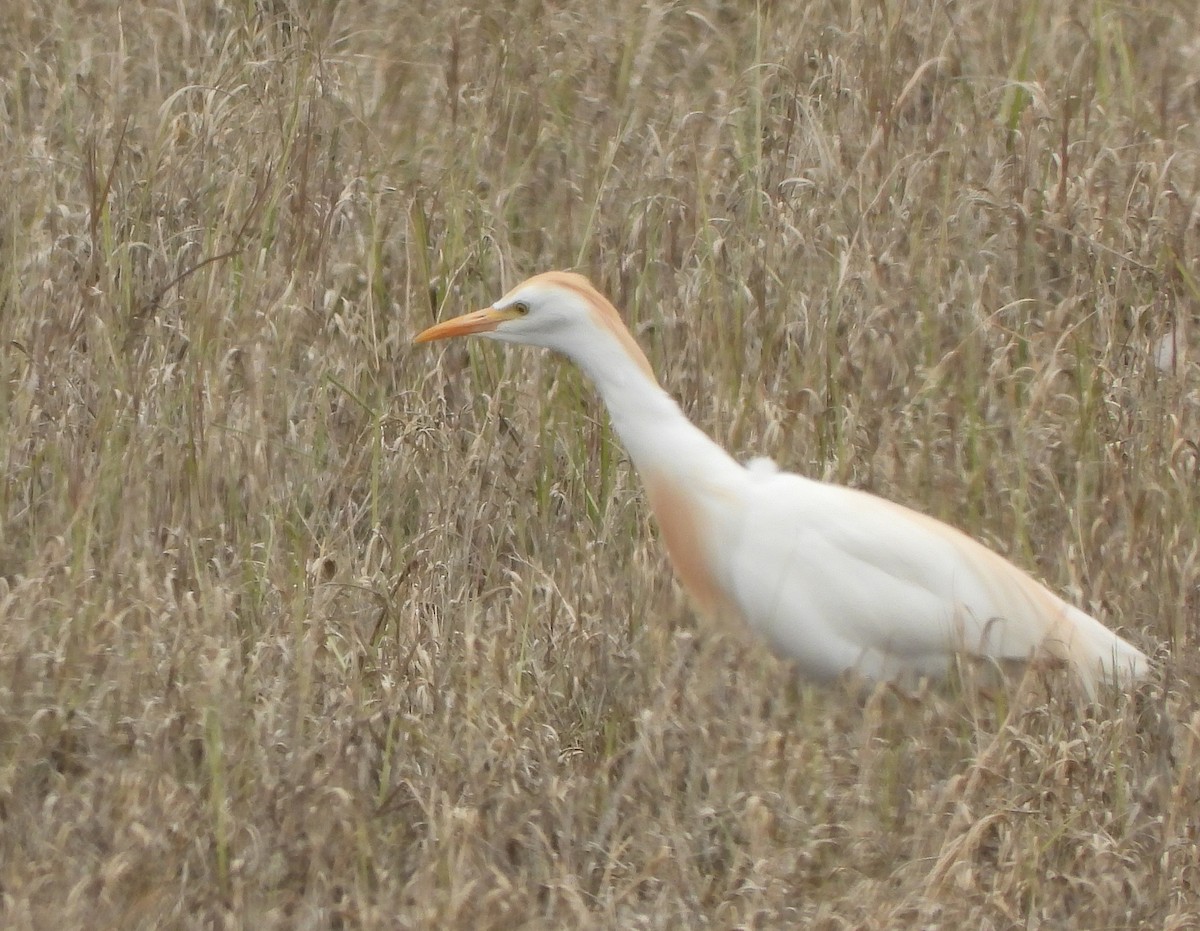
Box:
[564,330,744,483]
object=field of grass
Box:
[2,0,1199,926]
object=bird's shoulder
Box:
[744,456,780,476]
[738,466,962,550]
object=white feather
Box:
[416,272,1149,697]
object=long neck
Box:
[565,331,743,482]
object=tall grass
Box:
[1,0,1198,926]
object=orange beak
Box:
[413,307,515,344]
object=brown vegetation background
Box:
[2,0,1199,927]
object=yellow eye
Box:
[511,301,530,316]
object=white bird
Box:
[415,271,1149,697]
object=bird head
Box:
[414,271,601,351]
[414,271,656,381]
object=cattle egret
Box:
[415,271,1148,697]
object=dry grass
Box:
[2,0,1199,927]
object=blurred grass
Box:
[1,0,1198,927]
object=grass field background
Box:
[2,0,1199,926]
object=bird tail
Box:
[1053,604,1149,698]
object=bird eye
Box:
[511,301,530,316]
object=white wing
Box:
[717,471,1147,693]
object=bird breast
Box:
[641,470,742,622]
